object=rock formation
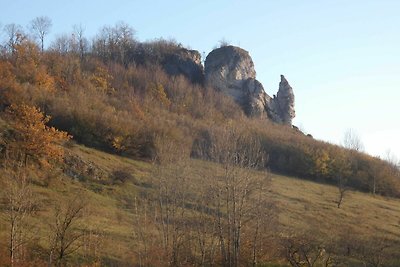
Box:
[264,75,295,124]
[204,45,295,125]
[131,43,204,84]
[163,48,204,84]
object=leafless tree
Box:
[190,176,219,266]
[30,16,52,52]
[336,175,348,208]
[283,234,334,267]
[248,175,278,267]
[72,24,88,59]
[329,150,351,208]
[50,34,71,54]
[92,21,136,65]
[151,136,192,266]
[47,194,86,267]
[343,128,364,152]
[3,23,24,54]
[342,233,393,267]
[132,196,152,267]
[209,127,272,267]
[1,167,37,267]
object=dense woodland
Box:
[0,19,400,266]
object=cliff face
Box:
[147,44,295,124]
[204,45,295,125]
[130,43,204,84]
[162,48,204,84]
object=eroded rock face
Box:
[205,46,256,103]
[265,75,295,124]
[163,48,204,84]
[276,75,295,124]
[204,45,295,125]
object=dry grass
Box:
[271,174,400,239]
[1,144,400,265]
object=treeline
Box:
[0,20,399,199]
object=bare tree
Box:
[92,21,136,65]
[330,150,351,208]
[343,128,364,152]
[151,136,192,266]
[385,149,400,172]
[209,127,271,267]
[30,16,52,52]
[48,194,86,267]
[132,196,152,267]
[190,176,219,267]
[3,23,24,54]
[1,167,37,267]
[50,34,71,54]
[72,24,88,59]
[341,231,393,267]
[284,234,334,267]
[336,175,348,208]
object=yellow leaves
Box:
[147,82,171,107]
[313,149,331,177]
[90,66,115,94]
[5,104,71,166]
[112,136,125,152]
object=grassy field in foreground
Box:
[1,144,400,266]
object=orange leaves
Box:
[34,65,56,92]
[4,104,71,166]
[13,41,40,83]
[0,60,22,106]
[0,61,17,87]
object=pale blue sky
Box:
[1,0,400,160]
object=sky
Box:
[1,0,400,161]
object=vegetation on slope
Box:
[1,141,400,266]
[0,22,398,197]
[0,20,400,266]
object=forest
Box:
[0,18,400,266]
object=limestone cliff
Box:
[162,48,204,84]
[204,45,295,125]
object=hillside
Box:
[1,144,400,266]
[1,21,400,266]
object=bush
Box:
[111,168,135,184]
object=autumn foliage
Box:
[0,21,400,266]
[2,104,70,166]
[0,23,398,196]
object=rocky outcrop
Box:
[204,46,256,103]
[204,45,295,125]
[264,75,295,124]
[131,43,204,84]
[163,48,204,84]
[276,75,295,124]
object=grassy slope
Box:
[2,144,400,265]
